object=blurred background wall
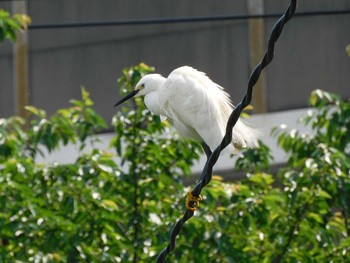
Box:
[1,0,349,122]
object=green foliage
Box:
[0,65,202,262]
[173,89,350,262]
[235,140,273,173]
[268,89,350,262]
[0,9,31,43]
[0,61,349,262]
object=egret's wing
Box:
[160,66,259,152]
[159,66,232,150]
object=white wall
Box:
[36,108,312,174]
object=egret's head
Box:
[114,74,165,107]
[134,74,164,96]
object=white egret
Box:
[114,66,259,155]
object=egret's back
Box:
[159,66,259,153]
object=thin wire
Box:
[155,0,298,262]
[0,0,43,2]
[27,9,349,30]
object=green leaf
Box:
[307,212,323,224]
[100,199,118,211]
[25,105,46,118]
[81,86,94,106]
[249,173,274,186]
[317,189,332,199]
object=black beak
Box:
[114,89,139,107]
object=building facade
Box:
[1,0,350,173]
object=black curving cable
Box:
[156,1,298,262]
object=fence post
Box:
[248,0,267,113]
[12,0,29,118]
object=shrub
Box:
[0,62,349,262]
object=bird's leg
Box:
[201,142,212,159]
[184,143,211,211]
[198,142,212,182]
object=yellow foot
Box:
[186,190,203,211]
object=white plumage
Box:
[115,66,259,154]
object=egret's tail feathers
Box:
[218,119,260,156]
[232,118,260,150]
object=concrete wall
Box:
[265,0,350,111]
[1,0,350,120]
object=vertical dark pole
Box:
[248,0,267,113]
[12,0,29,118]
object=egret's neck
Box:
[144,91,161,115]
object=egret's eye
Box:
[141,84,145,88]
